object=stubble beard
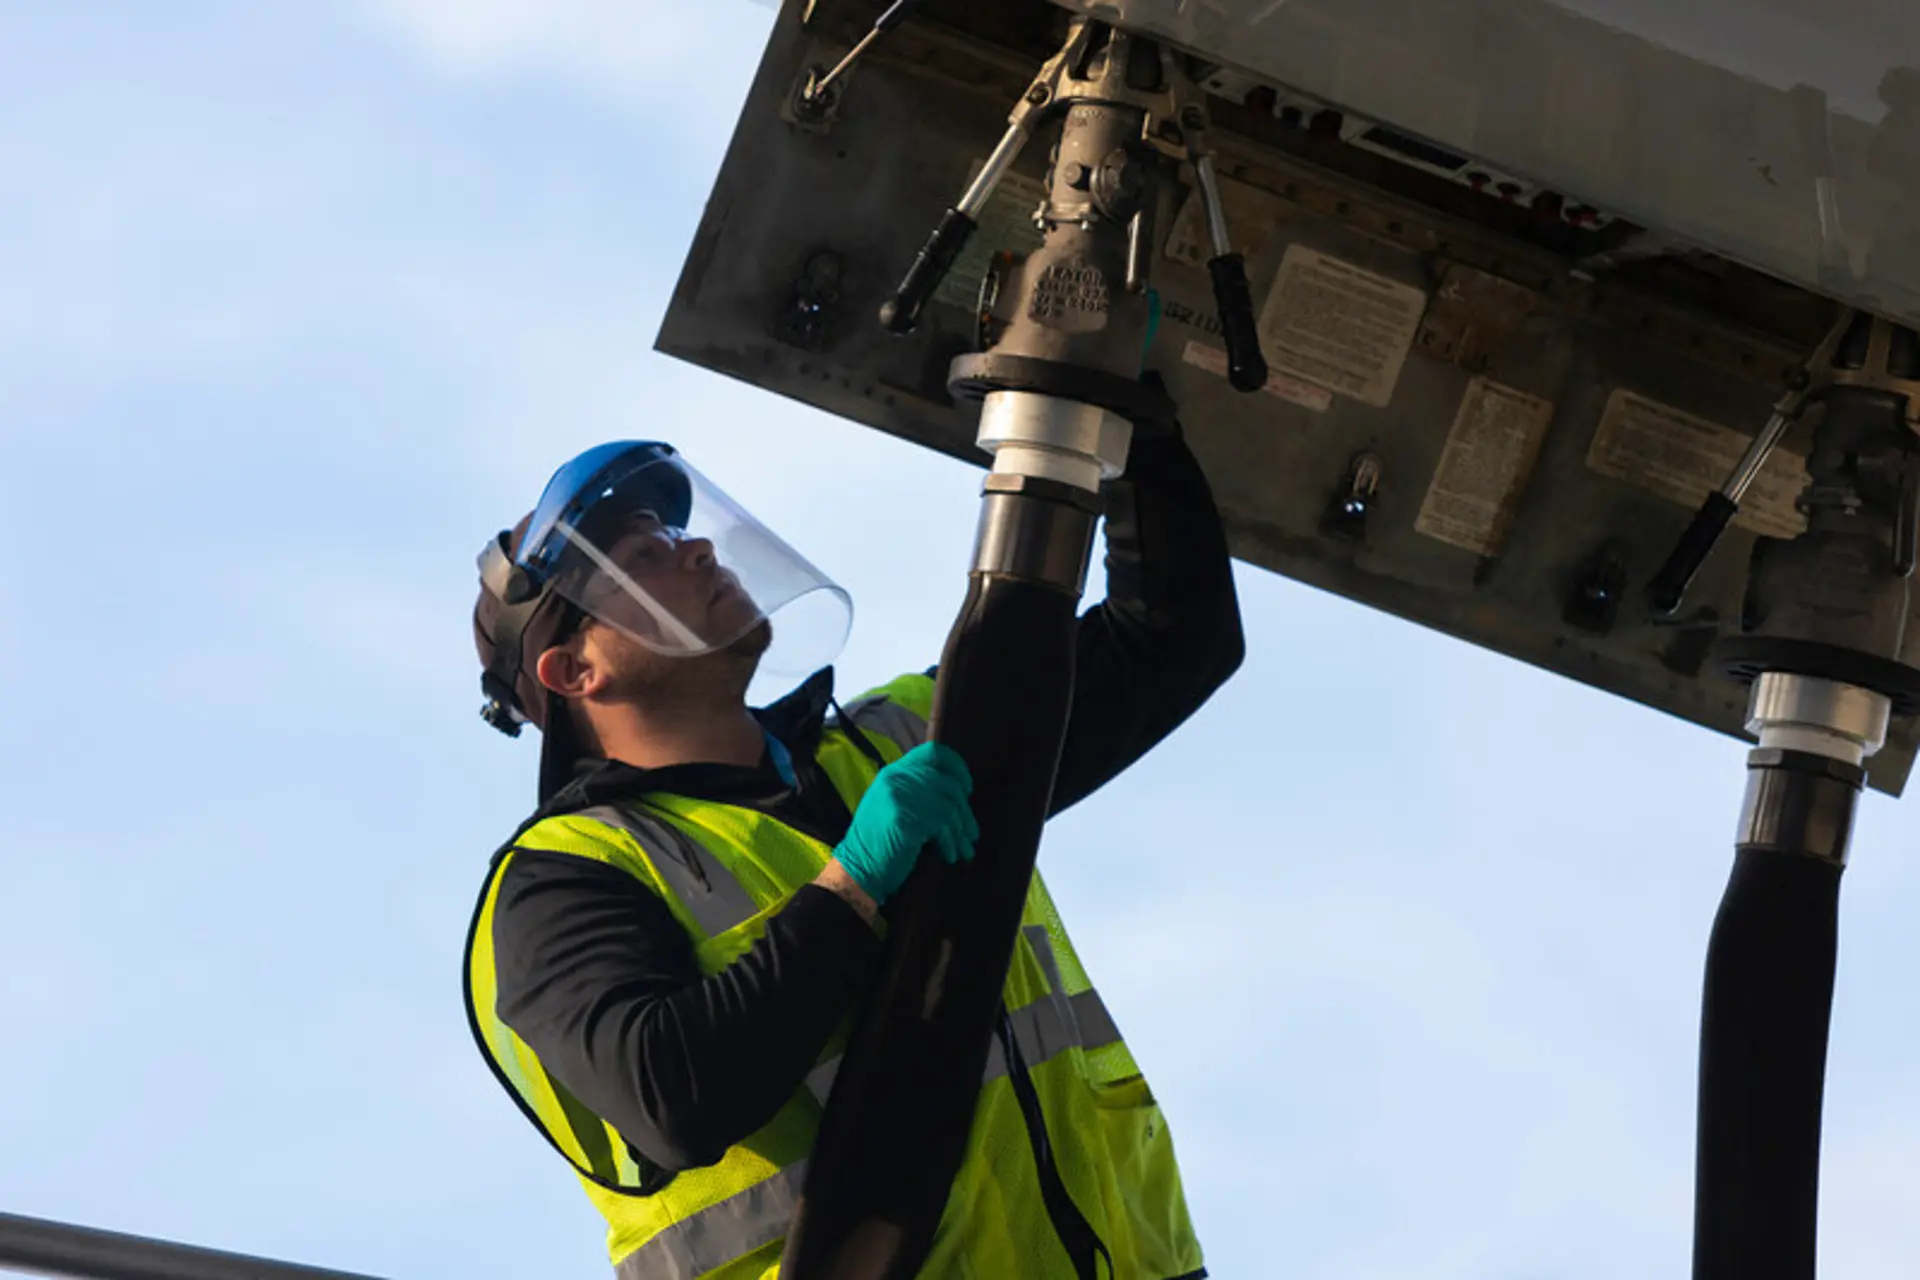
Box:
[609,618,773,707]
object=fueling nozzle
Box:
[784,20,1234,1280]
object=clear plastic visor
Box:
[516,448,851,676]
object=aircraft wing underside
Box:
[658,0,1920,793]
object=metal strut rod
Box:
[0,1211,389,1280]
[798,0,932,109]
[1646,399,1802,615]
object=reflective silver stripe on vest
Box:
[577,805,761,938]
[1023,924,1067,991]
[1023,925,1122,1050]
[836,693,930,754]
[805,1056,842,1107]
[804,921,1117,1099]
[982,991,1122,1083]
[810,1002,1080,1095]
[812,929,1130,1089]
[1069,989,1122,1051]
[613,1159,808,1280]
[1021,924,1126,1061]
[807,986,1120,1103]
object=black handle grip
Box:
[1207,253,1268,393]
[1648,491,1740,615]
[879,208,976,335]
[1895,457,1920,578]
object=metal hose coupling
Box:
[976,390,1132,492]
[1744,672,1892,767]
[1737,673,1888,869]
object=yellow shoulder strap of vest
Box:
[509,811,644,867]
[495,810,713,954]
[848,671,935,723]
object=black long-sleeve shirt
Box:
[489,429,1244,1173]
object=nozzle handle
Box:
[1208,253,1268,393]
[1895,457,1920,579]
[1648,492,1740,615]
[880,208,976,335]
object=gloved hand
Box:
[832,742,978,905]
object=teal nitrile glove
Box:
[832,742,979,905]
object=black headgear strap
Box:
[478,530,546,737]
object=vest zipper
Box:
[997,1009,1113,1280]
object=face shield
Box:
[510,441,852,679]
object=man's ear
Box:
[534,639,599,700]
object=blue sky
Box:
[2,3,1916,1277]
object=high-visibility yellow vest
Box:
[465,674,1204,1278]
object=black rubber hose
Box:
[1207,253,1268,393]
[1650,491,1740,615]
[782,511,1092,1279]
[880,208,977,335]
[1693,753,1856,1280]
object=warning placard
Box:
[1259,246,1428,407]
[1415,378,1556,556]
[1586,389,1808,540]
[932,163,1048,314]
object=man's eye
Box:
[625,534,676,565]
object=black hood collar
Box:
[530,667,840,822]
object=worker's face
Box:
[588,510,766,649]
[554,509,772,700]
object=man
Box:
[466,403,1243,1278]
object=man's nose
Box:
[678,537,717,571]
